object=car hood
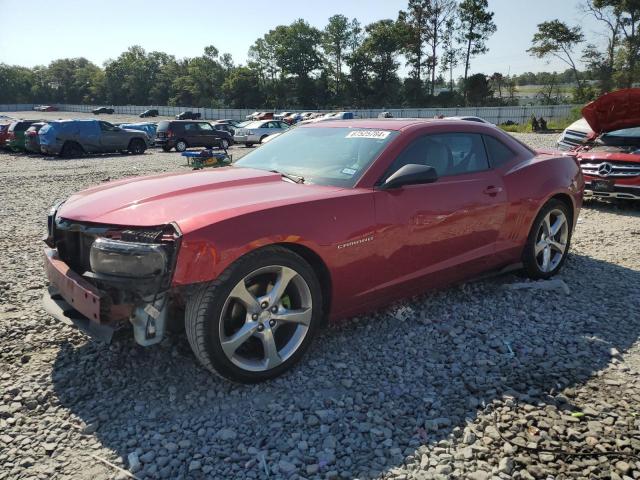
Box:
[582,88,640,134]
[57,167,342,233]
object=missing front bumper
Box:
[43,286,116,343]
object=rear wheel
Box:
[175,140,187,152]
[61,142,83,158]
[128,138,146,155]
[522,199,572,279]
[185,246,322,383]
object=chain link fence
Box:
[0,103,579,124]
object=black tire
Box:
[522,199,572,280]
[220,138,230,149]
[128,138,146,155]
[259,135,268,144]
[61,142,83,158]
[162,146,172,152]
[175,140,188,152]
[185,246,323,383]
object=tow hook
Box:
[130,294,168,346]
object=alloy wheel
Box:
[218,265,312,372]
[534,209,569,273]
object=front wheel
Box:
[522,199,572,279]
[185,246,323,383]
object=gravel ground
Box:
[0,126,639,480]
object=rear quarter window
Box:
[483,135,517,168]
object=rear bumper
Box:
[42,247,131,342]
[155,138,175,148]
[40,144,62,155]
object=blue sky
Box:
[0,0,603,76]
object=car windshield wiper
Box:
[270,169,305,184]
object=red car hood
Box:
[582,88,640,134]
[57,167,342,233]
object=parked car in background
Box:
[256,112,275,120]
[35,105,58,112]
[283,113,302,125]
[556,117,591,150]
[275,112,292,120]
[176,111,201,120]
[216,119,242,127]
[175,111,201,120]
[568,88,640,200]
[0,124,10,148]
[42,118,583,382]
[378,111,394,118]
[119,122,157,146]
[155,120,232,152]
[5,120,40,151]
[139,109,159,118]
[445,116,492,124]
[39,119,148,157]
[24,122,47,153]
[246,111,261,120]
[92,107,115,115]
[212,122,235,136]
[233,120,289,146]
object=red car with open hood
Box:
[43,119,583,382]
[574,88,640,200]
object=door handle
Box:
[483,186,503,196]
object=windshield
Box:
[234,127,398,187]
[605,127,640,138]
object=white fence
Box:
[0,103,578,124]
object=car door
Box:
[372,132,508,295]
[197,122,220,147]
[182,122,200,146]
[98,121,125,152]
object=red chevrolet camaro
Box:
[43,119,584,382]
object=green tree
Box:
[221,67,264,108]
[457,0,496,103]
[359,19,404,105]
[527,20,586,99]
[322,14,359,100]
[398,0,430,103]
[592,0,640,88]
[440,16,460,91]
[465,73,493,105]
[425,0,457,95]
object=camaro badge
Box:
[337,235,374,249]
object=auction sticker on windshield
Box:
[346,130,391,140]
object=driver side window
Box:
[99,121,118,132]
[384,133,489,181]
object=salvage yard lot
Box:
[0,126,639,479]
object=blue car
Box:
[119,122,157,146]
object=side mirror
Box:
[382,164,438,189]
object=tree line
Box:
[1,0,638,109]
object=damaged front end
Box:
[43,201,182,345]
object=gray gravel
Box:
[0,127,639,480]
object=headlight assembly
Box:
[90,238,168,278]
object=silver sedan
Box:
[233,120,290,146]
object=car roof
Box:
[298,118,448,130]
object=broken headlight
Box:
[89,237,168,278]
